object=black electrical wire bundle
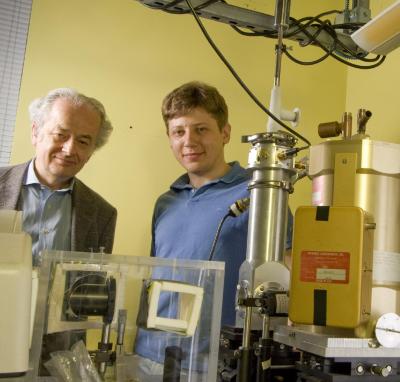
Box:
[285,12,385,69]
[142,0,386,145]
[208,198,250,261]
[228,8,385,69]
[208,213,230,261]
[145,0,385,69]
[224,4,385,69]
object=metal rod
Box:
[98,322,111,375]
[242,306,253,348]
[116,309,127,355]
[262,314,271,339]
[238,346,252,382]
[273,0,291,86]
[342,112,352,139]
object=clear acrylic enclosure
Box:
[28,250,224,382]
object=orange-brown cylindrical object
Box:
[318,121,342,138]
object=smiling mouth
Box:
[54,156,77,166]
[183,152,204,158]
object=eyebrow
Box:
[54,126,93,141]
[170,122,208,129]
[78,135,93,142]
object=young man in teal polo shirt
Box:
[134,81,292,380]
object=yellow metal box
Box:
[289,206,373,328]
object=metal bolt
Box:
[220,338,229,348]
[371,364,391,377]
[355,364,364,375]
[368,339,379,348]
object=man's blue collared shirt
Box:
[135,162,294,369]
[20,160,73,266]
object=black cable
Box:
[296,9,342,22]
[283,46,332,65]
[296,19,332,48]
[348,53,382,62]
[228,7,385,67]
[184,0,312,147]
[308,19,360,57]
[284,13,385,68]
[282,19,337,65]
[208,213,230,261]
[281,11,385,66]
[295,145,309,153]
[146,1,384,68]
[320,23,381,62]
[310,19,383,63]
[284,10,341,38]
[208,198,250,261]
[294,20,386,69]
[332,51,386,69]
[230,24,277,37]
[229,9,342,39]
[331,22,364,30]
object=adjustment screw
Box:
[355,364,364,375]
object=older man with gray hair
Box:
[0,88,117,264]
[0,88,117,373]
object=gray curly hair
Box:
[28,88,113,150]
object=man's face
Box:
[167,107,230,183]
[31,98,101,189]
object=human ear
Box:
[31,123,39,145]
[222,123,231,144]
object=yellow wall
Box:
[12,0,350,256]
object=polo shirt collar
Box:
[171,161,247,191]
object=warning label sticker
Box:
[300,251,350,284]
